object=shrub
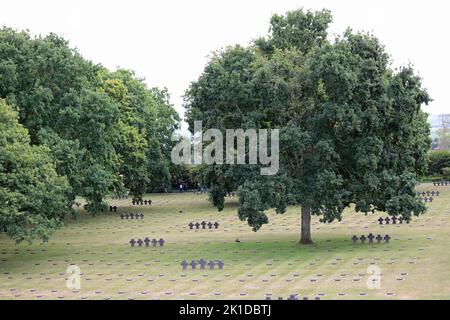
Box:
[443,167,450,180]
[428,150,450,176]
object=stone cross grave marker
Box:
[376,235,382,244]
[360,235,367,244]
[198,259,207,270]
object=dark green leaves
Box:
[185,9,430,237]
[0,100,71,242]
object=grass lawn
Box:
[0,183,449,300]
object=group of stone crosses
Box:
[120,213,144,220]
[129,237,165,247]
[112,195,128,200]
[188,221,219,230]
[433,180,449,186]
[417,190,440,203]
[180,259,224,270]
[417,191,440,197]
[377,216,410,225]
[266,294,320,301]
[420,197,434,203]
[131,199,152,205]
[352,233,391,244]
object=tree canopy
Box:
[0,99,71,242]
[0,28,179,241]
[185,8,431,244]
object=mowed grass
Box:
[0,183,449,300]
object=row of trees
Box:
[0,8,434,244]
[0,28,179,242]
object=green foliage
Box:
[97,73,149,199]
[0,27,117,213]
[255,8,332,55]
[0,28,179,217]
[185,9,431,242]
[428,150,450,176]
[0,100,72,243]
[106,70,180,194]
[169,164,204,190]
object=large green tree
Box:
[185,9,431,244]
[0,28,120,213]
[0,28,179,213]
[0,100,71,242]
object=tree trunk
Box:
[299,205,313,245]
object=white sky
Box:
[1,0,449,130]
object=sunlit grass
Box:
[0,183,449,300]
